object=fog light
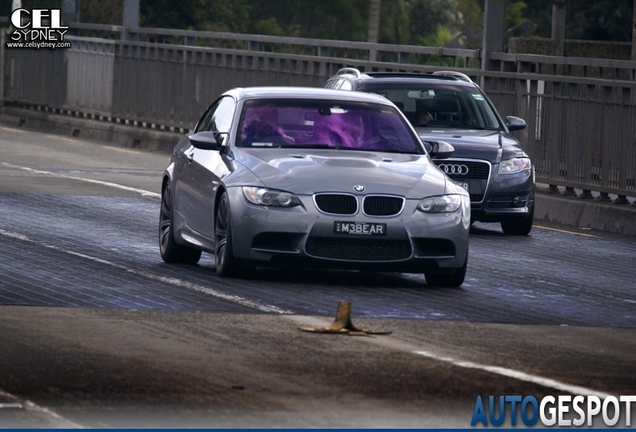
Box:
[512,196,523,207]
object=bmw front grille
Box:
[314,194,357,215]
[363,195,404,216]
[314,194,404,216]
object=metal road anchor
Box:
[299,300,391,335]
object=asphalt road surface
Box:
[0,125,635,428]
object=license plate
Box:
[458,182,469,192]
[334,221,387,236]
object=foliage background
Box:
[2,0,634,45]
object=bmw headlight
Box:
[242,187,301,207]
[498,157,532,174]
[417,194,465,213]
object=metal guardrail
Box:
[68,23,481,67]
[2,25,636,201]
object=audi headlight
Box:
[498,157,532,174]
[242,187,301,207]
[417,194,465,213]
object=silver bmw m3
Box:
[159,87,470,286]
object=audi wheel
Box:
[501,206,534,236]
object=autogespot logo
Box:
[7,8,70,50]
[471,394,636,427]
[438,163,469,176]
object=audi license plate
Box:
[458,182,469,192]
[334,221,386,236]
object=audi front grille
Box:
[435,160,490,180]
[434,159,491,203]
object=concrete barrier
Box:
[0,106,182,154]
[534,190,636,236]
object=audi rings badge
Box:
[438,164,469,176]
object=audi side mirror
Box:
[506,116,526,132]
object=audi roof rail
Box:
[432,70,473,83]
[336,67,362,78]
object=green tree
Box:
[140,0,199,29]
[378,0,410,44]
[80,0,122,24]
[7,0,632,45]
[406,0,465,45]
[0,0,66,15]
[140,0,249,32]
[505,1,527,30]
[568,0,632,41]
[521,0,633,41]
[288,0,369,41]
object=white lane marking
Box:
[0,390,84,428]
[0,125,24,133]
[0,228,293,315]
[287,316,612,398]
[413,350,612,398]
[103,145,143,154]
[0,162,160,198]
[44,134,81,144]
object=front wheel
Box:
[501,207,534,236]
[214,192,243,277]
[425,252,467,288]
[159,180,201,265]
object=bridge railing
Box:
[67,23,481,67]
[2,27,636,200]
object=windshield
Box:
[237,99,423,154]
[364,84,502,130]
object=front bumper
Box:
[225,187,470,273]
[471,167,535,222]
[434,158,535,223]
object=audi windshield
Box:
[362,84,503,131]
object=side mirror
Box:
[506,116,526,132]
[188,131,227,150]
[426,140,454,159]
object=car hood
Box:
[417,128,527,163]
[231,148,449,197]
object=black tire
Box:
[501,206,534,236]
[159,181,202,264]
[214,192,243,277]
[425,252,468,288]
